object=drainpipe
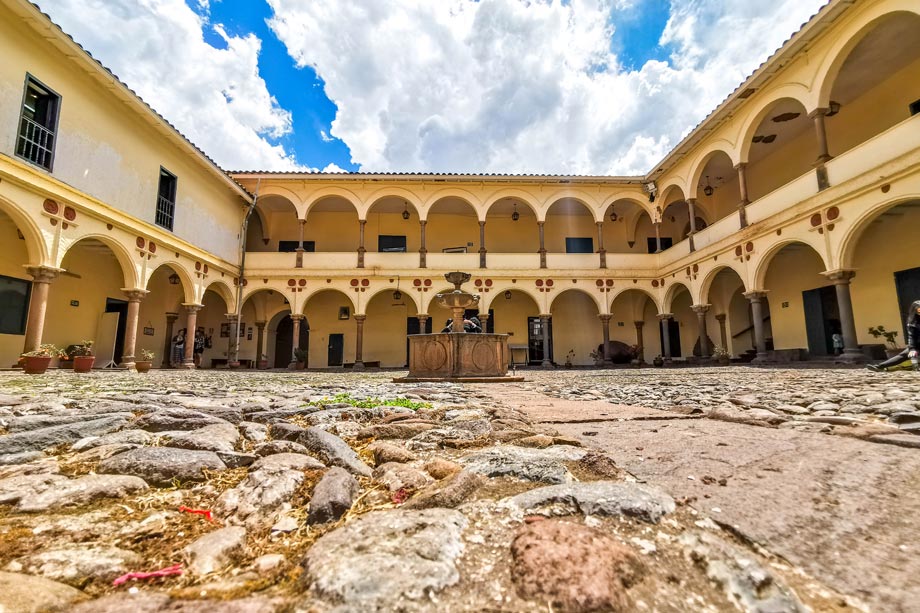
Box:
[232,179,260,365]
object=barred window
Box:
[16,76,60,170]
[156,167,177,231]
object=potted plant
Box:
[258,353,269,370]
[868,326,901,358]
[293,347,308,370]
[21,344,63,375]
[653,355,665,367]
[712,345,731,366]
[71,340,95,373]
[564,349,575,369]
[135,349,155,373]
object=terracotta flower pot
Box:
[258,360,269,370]
[135,361,153,373]
[24,356,53,374]
[73,355,95,373]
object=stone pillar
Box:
[23,266,59,354]
[687,198,698,252]
[692,304,711,358]
[540,314,552,368]
[353,314,366,370]
[479,221,487,268]
[657,313,673,361]
[598,314,612,364]
[182,304,202,369]
[120,289,148,369]
[634,320,645,364]
[357,219,366,268]
[654,222,662,253]
[538,221,547,269]
[744,291,769,362]
[716,313,728,353]
[810,108,832,190]
[295,219,306,268]
[162,312,178,368]
[419,220,427,268]
[826,270,864,362]
[596,222,607,269]
[735,162,749,228]
[416,314,429,334]
[255,321,266,367]
[479,312,489,332]
[225,313,239,367]
[290,314,304,367]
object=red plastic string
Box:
[113,563,183,586]
[178,505,214,522]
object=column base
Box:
[181,361,196,370]
[352,361,366,371]
[751,353,772,364]
[541,361,554,370]
[836,350,867,364]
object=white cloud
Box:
[40,0,301,171]
[267,0,828,175]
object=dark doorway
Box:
[659,319,681,358]
[802,286,840,356]
[328,334,344,366]
[105,298,128,364]
[647,237,673,253]
[895,266,920,339]
[527,316,553,365]
[274,315,309,368]
[406,316,434,366]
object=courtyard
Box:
[0,367,917,612]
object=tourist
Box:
[867,300,920,372]
[193,329,205,367]
[465,316,482,333]
[832,332,844,355]
[171,329,185,367]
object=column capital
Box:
[691,304,711,314]
[598,314,612,322]
[25,265,62,283]
[656,313,673,321]
[687,197,698,206]
[122,288,149,302]
[165,312,180,323]
[743,290,768,301]
[289,313,305,322]
[733,162,747,171]
[418,219,427,226]
[225,312,239,321]
[354,314,367,323]
[182,303,204,312]
[416,313,429,319]
[807,107,830,119]
[255,320,267,329]
[539,313,552,320]
[715,313,727,322]
[822,269,856,284]
[634,320,645,328]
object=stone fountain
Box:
[394,272,523,382]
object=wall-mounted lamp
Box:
[703,176,714,197]
[504,290,512,300]
[168,273,180,285]
[511,203,520,222]
[402,201,410,220]
[609,205,618,222]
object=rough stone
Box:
[250,452,324,471]
[0,571,89,612]
[71,429,154,451]
[5,412,133,433]
[68,593,283,613]
[184,526,248,575]
[423,458,462,480]
[98,447,226,486]
[356,421,437,440]
[0,415,131,455]
[165,422,240,453]
[132,407,231,432]
[296,426,372,477]
[404,470,483,510]
[302,509,467,609]
[515,434,555,448]
[460,445,585,484]
[511,519,644,612]
[16,474,149,512]
[253,554,285,573]
[253,440,309,456]
[9,545,142,586]
[216,466,305,529]
[368,440,417,466]
[239,421,269,443]
[372,462,432,492]
[269,421,306,441]
[307,466,360,524]
[0,451,45,466]
[216,451,258,468]
[505,482,675,523]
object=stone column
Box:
[181,304,202,369]
[657,313,673,361]
[735,163,750,228]
[295,219,306,268]
[479,312,489,332]
[692,304,711,358]
[419,220,427,268]
[290,314,304,367]
[416,314,429,334]
[810,108,832,190]
[598,314,612,364]
[540,314,552,368]
[357,219,366,268]
[744,291,769,362]
[596,222,607,269]
[353,314,366,371]
[225,313,239,367]
[538,222,547,269]
[479,221,487,268]
[826,270,864,362]
[120,289,148,369]
[687,198,698,252]
[162,312,178,368]
[255,321,266,367]
[715,313,728,352]
[23,266,59,354]
[634,320,645,364]
[654,222,662,253]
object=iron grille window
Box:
[15,76,60,170]
[156,168,177,231]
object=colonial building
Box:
[1,0,919,370]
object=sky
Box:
[38,0,829,175]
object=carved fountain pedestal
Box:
[394,272,523,383]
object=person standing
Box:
[868,300,920,372]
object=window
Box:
[16,76,60,170]
[278,240,315,252]
[0,274,31,335]
[378,235,407,252]
[156,168,177,231]
[910,98,920,117]
[647,237,673,253]
[565,237,594,254]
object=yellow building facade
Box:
[1,0,919,370]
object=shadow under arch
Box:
[59,233,139,289]
[0,194,46,265]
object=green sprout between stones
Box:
[305,392,431,411]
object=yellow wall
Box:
[763,246,829,350]
[304,291,356,368]
[550,290,600,366]
[0,211,30,363]
[135,265,186,366]
[489,291,539,351]
[363,292,418,367]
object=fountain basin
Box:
[394,333,523,383]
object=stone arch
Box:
[737,92,812,163]
[483,189,542,221]
[545,196,596,219]
[699,265,748,306]
[300,287,357,315]
[363,188,424,220]
[145,262,196,304]
[608,287,661,314]
[363,285,422,313]
[814,2,920,109]
[663,281,692,313]
[204,280,236,313]
[480,286,541,313]
[838,194,920,269]
[258,186,303,218]
[687,144,738,200]
[655,181,687,217]
[422,188,483,215]
[753,239,829,289]
[0,194,46,265]
[548,288,603,314]
[58,233,139,289]
[303,187,362,220]
[600,194,655,223]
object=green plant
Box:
[21,344,64,358]
[305,392,431,411]
[712,345,731,360]
[293,347,308,362]
[70,340,94,357]
[868,326,899,348]
[140,349,156,361]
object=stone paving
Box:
[0,368,913,611]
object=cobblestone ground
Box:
[0,367,914,612]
